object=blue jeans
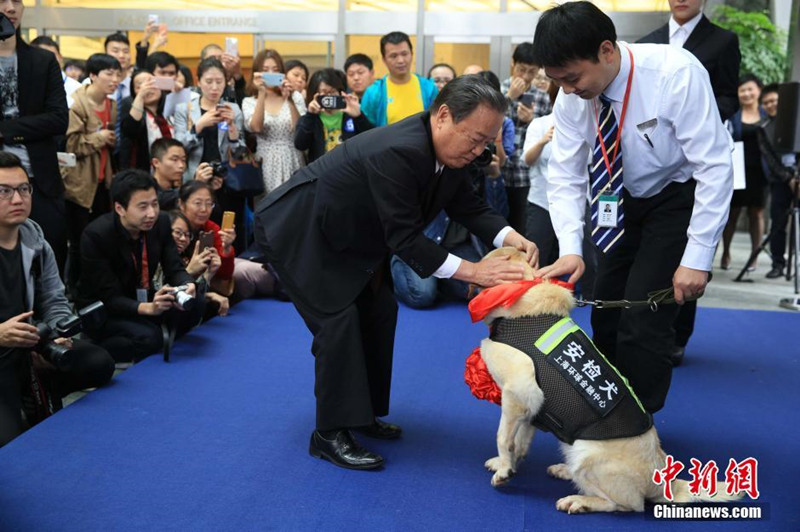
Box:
[390,242,483,308]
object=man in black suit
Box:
[639,0,741,366]
[255,76,538,470]
[0,4,69,273]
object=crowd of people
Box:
[1,0,796,460]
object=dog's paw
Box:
[556,495,591,514]
[547,463,572,481]
[484,456,503,472]
[491,468,515,488]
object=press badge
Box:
[136,288,148,303]
[598,194,619,228]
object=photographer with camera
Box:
[294,68,373,164]
[78,170,200,363]
[0,152,113,447]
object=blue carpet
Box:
[0,300,797,531]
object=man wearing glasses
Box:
[0,152,113,447]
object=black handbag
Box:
[224,147,265,196]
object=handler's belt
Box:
[489,315,653,444]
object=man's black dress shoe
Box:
[309,430,384,470]
[670,346,685,367]
[356,418,403,440]
[766,267,784,279]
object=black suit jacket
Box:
[255,111,508,313]
[0,39,68,198]
[638,15,740,121]
[78,212,193,317]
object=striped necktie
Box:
[589,94,625,254]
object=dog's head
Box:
[475,247,575,322]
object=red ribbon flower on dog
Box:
[465,347,502,406]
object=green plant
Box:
[712,5,787,84]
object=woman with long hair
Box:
[120,69,171,172]
[242,49,306,195]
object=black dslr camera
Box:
[473,143,497,168]
[34,302,105,371]
[209,160,228,178]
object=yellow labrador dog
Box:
[470,247,741,513]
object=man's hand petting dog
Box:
[452,231,539,288]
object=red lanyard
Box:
[131,234,150,290]
[593,46,634,184]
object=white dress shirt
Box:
[524,113,555,210]
[547,42,733,271]
[432,159,513,278]
[62,72,82,108]
[669,11,703,48]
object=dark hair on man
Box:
[431,74,507,123]
[477,70,501,92]
[285,59,309,80]
[306,68,347,106]
[512,42,538,66]
[344,53,373,72]
[380,31,413,57]
[104,32,130,50]
[760,83,779,100]
[428,63,456,79]
[64,58,85,72]
[200,43,223,60]
[531,1,617,68]
[0,151,29,179]
[86,53,122,76]
[738,73,764,90]
[151,138,186,161]
[111,169,158,208]
[178,180,214,204]
[179,64,195,88]
[145,51,179,74]
[196,57,226,82]
[30,36,60,53]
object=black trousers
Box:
[505,186,530,235]
[0,340,114,447]
[287,274,398,432]
[66,187,110,294]
[591,180,695,414]
[89,306,203,363]
[30,188,68,276]
[768,181,794,269]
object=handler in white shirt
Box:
[532,2,732,413]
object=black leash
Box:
[576,273,712,312]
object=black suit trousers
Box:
[288,272,398,432]
[591,180,696,414]
[30,187,68,276]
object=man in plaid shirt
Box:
[501,42,552,234]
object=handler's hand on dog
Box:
[458,256,526,287]
[502,231,539,269]
[672,265,708,305]
[535,254,585,284]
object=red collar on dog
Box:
[468,279,575,323]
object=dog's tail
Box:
[657,480,745,504]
